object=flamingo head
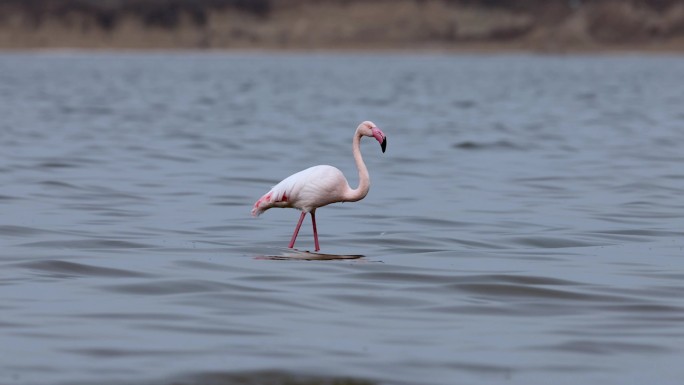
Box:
[359,121,387,153]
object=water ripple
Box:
[18,239,154,249]
[15,260,151,278]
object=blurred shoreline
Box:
[1,0,683,53]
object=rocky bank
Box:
[1,0,683,51]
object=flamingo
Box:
[251,121,387,252]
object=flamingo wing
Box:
[251,165,347,217]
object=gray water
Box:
[1,52,684,385]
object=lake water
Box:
[1,52,684,385]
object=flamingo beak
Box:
[372,127,387,153]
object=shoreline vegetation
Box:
[1,0,683,52]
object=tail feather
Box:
[251,175,296,217]
[251,192,273,217]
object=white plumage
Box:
[251,165,348,216]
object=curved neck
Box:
[345,130,370,202]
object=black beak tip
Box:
[381,137,387,153]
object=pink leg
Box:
[311,210,320,252]
[288,212,307,249]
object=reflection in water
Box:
[1,53,684,385]
[255,249,365,261]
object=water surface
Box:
[1,52,684,385]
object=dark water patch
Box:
[158,370,376,385]
[610,211,684,220]
[588,233,656,243]
[176,293,321,314]
[62,203,148,218]
[91,209,149,218]
[448,238,508,249]
[452,99,477,109]
[128,226,199,236]
[396,358,513,378]
[211,200,245,206]
[532,340,672,355]
[512,176,577,183]
[0,225,55,237]
[326,293,429,308]
[0,321,25,328]
[386,154,427,164]
[614,181,683,193]
[62,347,191,358]
[198,225,254,232]
[590,214,650,225]
[76,312,196,321]
[620,200,654,207]
[12,331,68,339]
[172,260,264,275]
[451,283,618,301]
[16,260,150,278]
[635,271,684,281]
[374,245,446,254]
[445,361,514,376]
[18,239,154,249]
[424,304,583,317]
[595,229,682,237]
[347,271,458,285]
[496,249,584,263]
[533,364,609,373]
[6,365,61,376]
[34,161,80,169]
[101,279,267,296]
[367,236,438,248]
[38,182,146,202]
[235,274,315,283]
[38,180,82,189]
[135,181,164,188]
[161,190,200,197]
[463,274,580,286]
[513,182,568,193]
[452,140,523,151]
[399,216,471,228]
[510,236,603,248]
[85,186,148,201]
[227,175,280,185]
[135,324,273,337]
[602,284,684,300]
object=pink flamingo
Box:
[251,121,387,252]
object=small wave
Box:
[35,161,80,169]
[510,236,602,248]
[0,225,55,237]
[101,279,261,295]
[594,229,682,237]
[532,340,672,355]
[61,347,189,358]
[452,140,523,151]
[163,371,376,385]
[16,260,149,278]
[18,239,154,249]
[452,283,598,301]
[39,180,82,189]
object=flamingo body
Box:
[252,165,348,216]
[251,121,387,252]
